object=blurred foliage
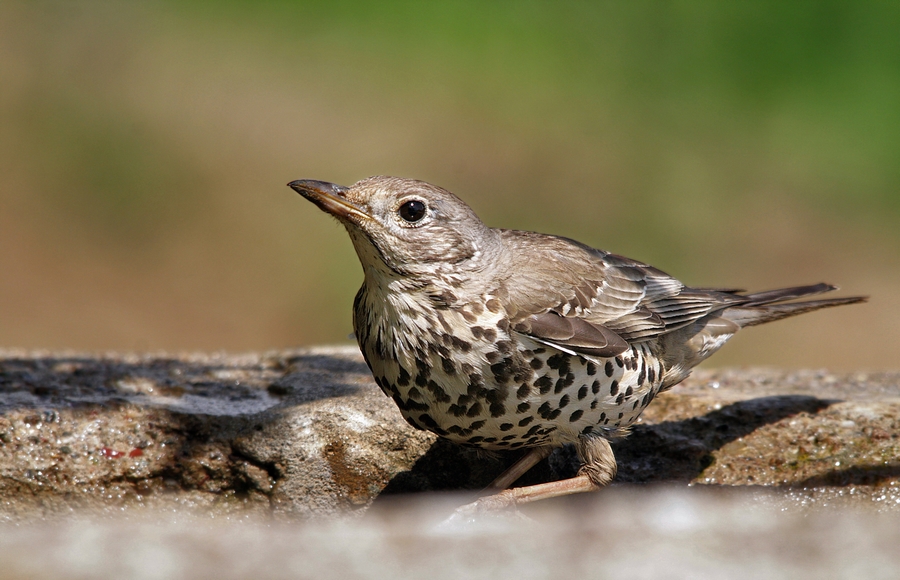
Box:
[0,0,897,367]
[169,0,900,209]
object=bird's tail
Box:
[722,283,867,328]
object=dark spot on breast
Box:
[496,340,513,354]
[469,373,484,386]
[471,326,484,339]
[535,375,553,394]
[448,404,467,417]
[548,409,562,420]
[534,347,546,354]
[461,309,477,323]
[605,361,614,377]
[609,380,619,396]
[586,362,597,376]
[538,402,552,419]
[441,357,456,375]
[406,399,430,411]
[468,383,489,398]
[465,402,483,417]
[482,436,498,443]
[418,414,439,430]
[516,402,531,413]
[558,394,570,408]
[513,365,534,384]
[486,351,501,364]
[529,357,544,370]
[391,392,406,411]
[547,354,565,370]
[637,364,646,386]
[482,328,498,342]
[581,425,593,434]
[616,393,625,405]
[518,416,534,427]
[577,385,588,400]
[615,356,624,368]
[496,318,510,332]
[485,298,501,313]
[592,380,601,395]
[600,412,606,421]
[491,358,514,384]
[554,378,567,394]
[415,373,428,387]
[592,400,599,410]
[648,365,656,384]
[499,423,513,431]
[569,409,584,422]
[516,383,531,399]
[451,335,472,352]
[490,403,505,417]
[469,420,486,430]
[397,366,411,387]
[525,424,542,437]
[407,386,422,400]
[426,381,452,403]
[502,434,517,441]
[625,386,633,397]
[460,362,474,376]
[467,436,484,444]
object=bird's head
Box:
[289,176,499,279]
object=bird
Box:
[288,175,866,512]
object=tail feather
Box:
[723,283,867,328]
[740,282,837,306]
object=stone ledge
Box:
[0,346,898,521]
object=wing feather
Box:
[495,230,747,355]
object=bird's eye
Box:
[398,199,427,223]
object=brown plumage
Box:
[289,175,867,512]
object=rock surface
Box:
[1,346,899,521]
[1,346,899,578]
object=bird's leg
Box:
[574,435,618,487]
[485,446,553,490]
[454,437,617,516]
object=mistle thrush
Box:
[288,176,866,510]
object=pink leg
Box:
[485,446,553,490]
[455,437,617,515]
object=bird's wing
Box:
[496,231,745,357]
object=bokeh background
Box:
[1,1,897,369]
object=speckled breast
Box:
[354,286,668,450]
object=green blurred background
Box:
[1,1,897,369]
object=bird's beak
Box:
[288,179,371,221]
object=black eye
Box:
[398,199,427,223]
